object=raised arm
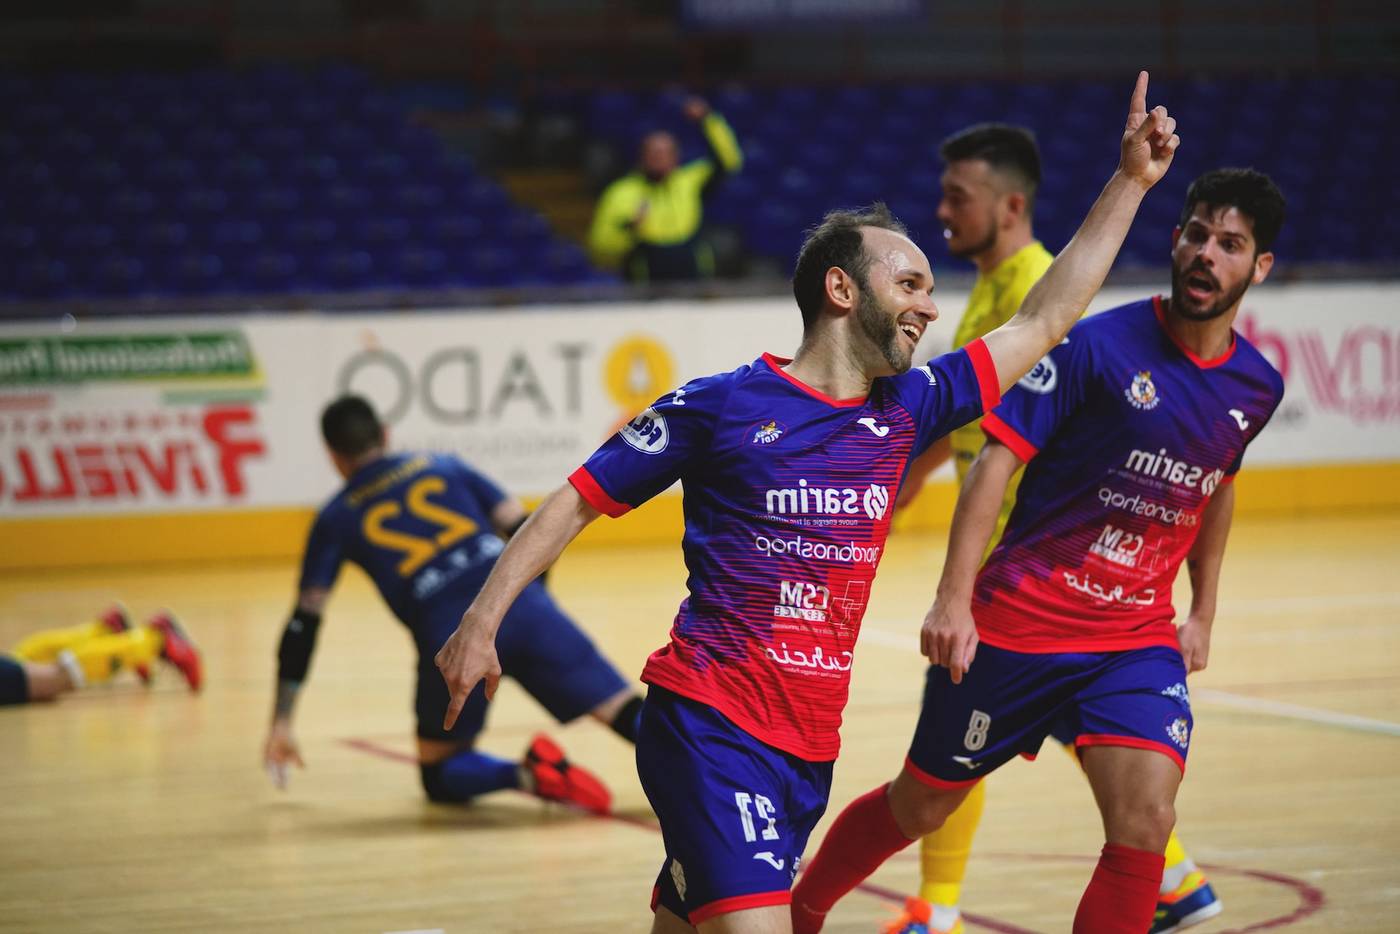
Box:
[922,440,1023,683]
[1177,481,1235,673]
[435,482,602,728]
[982,71,1180,391]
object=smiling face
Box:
[1169,204,1274,322]
[851,226,939,375]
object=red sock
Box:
[791,783,914,934]
[1073,843,1165,934]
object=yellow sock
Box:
[1164,829,1191,869]
[11,619,113,663]
[68,628,161,685]
[918,779,987,907]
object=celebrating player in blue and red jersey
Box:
[791,168,1286,934]
[262,396,642,814]
[437,72,1179,933]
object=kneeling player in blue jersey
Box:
[792,168,1286,934]
[437,73,1179,933]
[261,396,643,814]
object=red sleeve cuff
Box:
[982,411,1038,463]
[568,466,631,518]
[964,338,1001,413]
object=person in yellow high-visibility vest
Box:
[888,124,1220,934]
[587,96,743,283]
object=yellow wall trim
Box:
[3,461,1398,571]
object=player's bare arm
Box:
[923,440,1022,683]
[982,71,1181,391]
[262,586,329,789]
[1178,481,1235,673]
[436,482,602,729]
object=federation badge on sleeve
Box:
[621,407,669,454]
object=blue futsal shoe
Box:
[1149,871,1223,932]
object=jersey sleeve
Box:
[298,506,349,592]
[570,373,731,517]
[981,329,1091,463]
[900,338,1002,455]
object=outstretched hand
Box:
[1119,71,1180,189]
[434,615,502,730]
[263,720,305,790]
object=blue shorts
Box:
[635,686,834,927]
[414,580,629,741]
[0,655,29,706]
[907,643,1192,788]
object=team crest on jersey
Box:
[1165,716,1190,749]
[750,419,786,445]
[621,407,669,454]
[1125,370,1161,410]
[669,859,687,899]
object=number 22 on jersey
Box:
[362,475,479,576]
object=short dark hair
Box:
[1179,168,1287,254]
[321,395,384,458]
[792,203,908,330]
[939,123,1042,207]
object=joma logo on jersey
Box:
[1088,523,1145,568]
[1124,448,1224,495]
[774,580,830,622]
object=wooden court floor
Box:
[1,511,1397,933]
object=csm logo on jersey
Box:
[774,580,830,622]
[1124,448,1224,495]
[764,479,889,521]
[620,407,668,454]
[1088,523,1144,568]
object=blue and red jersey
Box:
[300,453,509,628]
[571,345,1001,761]
[976,297,1284,653]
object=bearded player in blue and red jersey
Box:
[792,168,1286,934]
[436,73,1179,934]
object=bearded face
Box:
[856,285,914,374]
[1169,256,1252,322]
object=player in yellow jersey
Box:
[1,605,202,706]
[889,125,1219,934]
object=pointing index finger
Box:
[1129,70,1148,118]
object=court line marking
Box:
[342,736,1326,933]
[880,851,1327,934]
[860,624,1400,738]
[1194,687,1400,737]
